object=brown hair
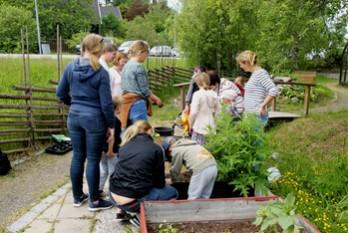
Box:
[236,50,257,66]
[102,43,118,53]
[81,34,104,70]
[121,120,152,146]
[128,40,149,57]
[195,72,210,90]
[112,52,128,66]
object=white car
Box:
[118,41,134,54]
[149,45,172,57]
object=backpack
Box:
[0,149,12,176]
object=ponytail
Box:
[121,121,152,146]
[81,34,104,71]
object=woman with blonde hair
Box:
[109,120,177,218]
[120,40,163,129]
[189,72,218,145]
[57,33,114,211]
[109,52,128,97]
[236,50,278,124]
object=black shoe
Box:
[88,199,113,212]
[73,193,88,207]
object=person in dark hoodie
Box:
[57,33,115,212]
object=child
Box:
[99,43,118,70]
[98,96,122,197]
[120,40,163,129]
[189,72,218,145]
[220,76,245,117]
[162,137,217,200]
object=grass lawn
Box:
[266,110,348,232]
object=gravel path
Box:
[0,153,71,228]
[312,82,348,113]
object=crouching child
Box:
[162,137,217,200]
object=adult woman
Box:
[109,121,177,214]
[108,52,128,97]
[120,41,162,129]
[57,34,114,211]
[236,50,278,123]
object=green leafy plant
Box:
[254,193,300,233]
[205,110,270,196]
[158,224,179,233]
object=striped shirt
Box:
[121,60,150,98]
[244,69,278,113]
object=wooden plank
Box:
[0,94,58,102]
[12,85,56,93]
[0,121,30,126]
[34,128,64,133]
[0,104,28,109]
[144,197,277,223]
[35,136,52,140]
[268,111,301,119]
[0,137,30,145]
[304,86,311,116]
[0,113,28,118]
[3,147,29,154]
[0,129,30,135]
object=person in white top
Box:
[189,72,218,145]
[99,43,117,70]
[109,52,128,97]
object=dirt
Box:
[0,152,71,228]
[147,220,274,233]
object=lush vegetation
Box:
[176,0,348,72]
[267,110,348,233]
[205,111,270,196]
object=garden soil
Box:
[148,220,274,233]
[0,152,71,228]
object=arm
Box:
[56,64,72,105]
[136,66,151,98]
[184,77,196,112]
[189,92,200,129]
[170,150,184,182]
[153,148,166,188]
[259,74,278,116]
[98,70,116,128]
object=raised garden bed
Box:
[139,196,320,233]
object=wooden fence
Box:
[0,66,192,157]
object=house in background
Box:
[91,0,123,34]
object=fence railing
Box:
[0,66,192,157]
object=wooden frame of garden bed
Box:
[139,196,320,233]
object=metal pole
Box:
[57,25,60,81]
[34,0,42,54]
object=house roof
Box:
[92,0,122,24]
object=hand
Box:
[165,178,172,185]
[106,150,115,158]
[107,128,115,144]
[258,105,266,116]
[183,105,190,114]
[156,99,163,108]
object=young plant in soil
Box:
[254,193,300,233]
[205,111,270,196]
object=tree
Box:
[101,13,126,37]
[125,0,150,20]
[0,0,96,41]
[0,4,36,53]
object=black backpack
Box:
[0,149,12,176]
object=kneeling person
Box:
[162,137,217,200]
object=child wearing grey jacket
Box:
[162,137,217,200]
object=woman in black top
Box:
[109,121,177,213]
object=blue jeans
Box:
[129,99,148,124]
[68,109,106,202]
[112,185,178,213]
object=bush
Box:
[205,110,270,196]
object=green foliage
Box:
[0,0,95,41]
[66,32,89,50]
[205,111,269,196]
[101,14,126,37]
[158,224,179,233]
[0,4,36,53]
[125,4,174,46]
[254,193,299,233]
[176,0,348,72]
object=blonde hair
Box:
[236,50,257,66]
[234,76,245,86]
[128,40,149,57]
[81,34,104,70]
[121,120,152,146]
[112,52,128,66]
[195,72,210,90]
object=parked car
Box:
[171,47,181,57]
[149,45,172,57]
[118,40,134,54]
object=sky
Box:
[167,0,182,13]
